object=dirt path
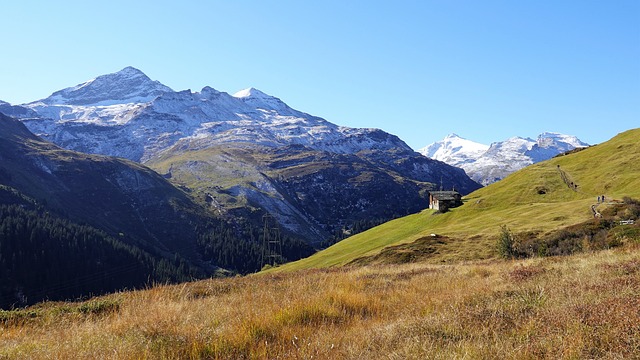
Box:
[557,166,579,192]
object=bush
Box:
[609,226,640,245]
[497,226,516,258]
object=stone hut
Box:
[428,191,462,212]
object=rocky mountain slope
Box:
[419,133,588,185]
[0,113,203,255]
[0,113,316,307]
[5,67,481,245]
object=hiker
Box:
[597,196,601,203]
[601,195,605,203]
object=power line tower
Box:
[260,213,282,269]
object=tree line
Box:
[0,201,315,309]
[0,204,201,309]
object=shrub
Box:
[503,218,627,259]
[609,226,640,245]
[77,299,121,316]
[497,226,516,258]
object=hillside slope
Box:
[275,128,640,271]
[0,113,210,262]
[0,113,212,307]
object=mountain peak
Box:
[418,134,488,163]
[538,131,561,138]
[35,67,173,106]
[117,66,147,77]
[200,86,220,94]
[233,87,271,99]
[536,132,588,147]
[232,87,300,115]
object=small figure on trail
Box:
[602,195,605,203]
[597,196,601,203]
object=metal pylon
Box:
[260,213,282,268]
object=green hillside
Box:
[274,128,640,271]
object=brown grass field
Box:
[1,243,638,359]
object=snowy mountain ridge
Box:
[419,133,589,185]
[10,67,414,162]
[33,66,174,107]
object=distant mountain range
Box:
[0,67,480,248]
[419,133,589,185]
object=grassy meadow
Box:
[1,244,638,359]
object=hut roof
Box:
[429,191,461,201]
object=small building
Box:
[429,191,462,212]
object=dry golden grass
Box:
[1,244,638,359]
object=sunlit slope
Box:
[275,128,640,271]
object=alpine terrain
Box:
[419,133,588,185]
[3,127,638,359]
[5,67,481,246]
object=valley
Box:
[1,1,638,358]
[0,67,480,307]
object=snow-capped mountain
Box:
[16,67,412,163]
[419,134,489,167]
[5,67,481,246]
[420,133,589,186]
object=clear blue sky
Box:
[1,1,638,149]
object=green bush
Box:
[609,225,640,244]
[497,226,516,258]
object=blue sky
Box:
[1,1,638,149]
